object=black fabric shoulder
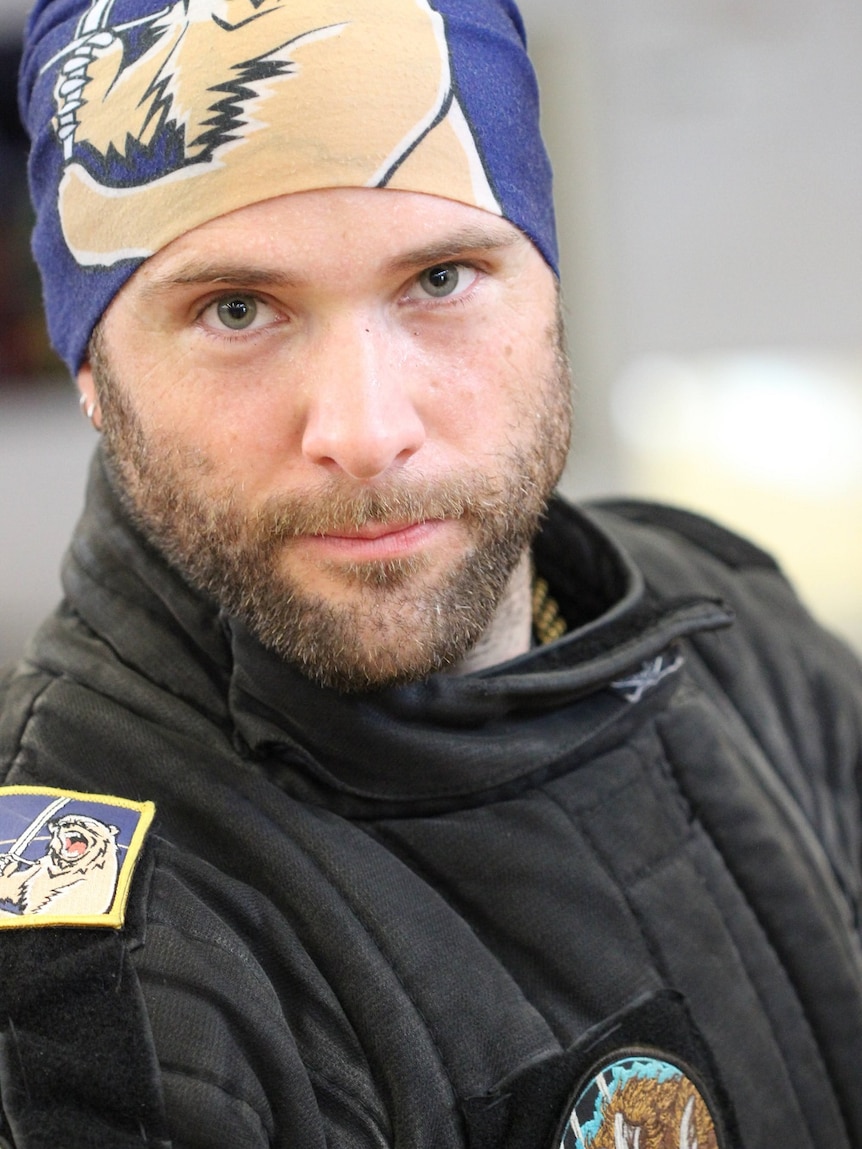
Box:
[588,499,781,573]
[0,843,171,1148]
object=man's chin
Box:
[280,548,432,597]
[240,548,502,693]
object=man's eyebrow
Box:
[135,225,523,299]
[136,263,304,299]
[385,226,523,271]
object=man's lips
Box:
[298,519,447,560]
[321,521,422,541]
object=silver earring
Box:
[79,394,98,423]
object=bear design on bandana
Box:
[46,0,500,266]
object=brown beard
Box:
[90,318,571,692]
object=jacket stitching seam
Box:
[6,675,55,781]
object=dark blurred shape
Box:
[0,44,64,386]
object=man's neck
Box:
[448,552,533,676]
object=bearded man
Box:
[1,1,861,1147]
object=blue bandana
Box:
[19,0,557,374]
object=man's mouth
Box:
[318,521,422,541]
[301,519,448,561]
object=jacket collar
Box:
[63,449,732,810]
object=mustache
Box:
[251,472,508,538]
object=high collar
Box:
[61,448,732,812]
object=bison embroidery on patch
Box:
[561,1054,721,1149]
[590,1081,717,1149]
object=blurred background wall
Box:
[1,0,860,664]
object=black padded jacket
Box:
[1,451,861,1149]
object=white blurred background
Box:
[2,0,861,663]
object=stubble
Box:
[89,316,571,691]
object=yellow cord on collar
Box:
[531,575,567,645]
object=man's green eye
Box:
[418,264,461,298]
[216,295,258,330]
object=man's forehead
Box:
[125,190,531,298]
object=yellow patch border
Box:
[0,786,155,930]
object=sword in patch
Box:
[4,796,70,865]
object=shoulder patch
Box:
[0,787,154,929]
[557,1050,723,1149]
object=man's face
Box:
[82,189,571,691]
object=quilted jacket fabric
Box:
[1,450,861,1148]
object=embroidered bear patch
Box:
[0,787,154,928]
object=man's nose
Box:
[300,316,426,480]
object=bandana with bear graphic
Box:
[20,0,557,373]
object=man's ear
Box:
[76,361,102,431]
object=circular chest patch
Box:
[557,1051,722,1149]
